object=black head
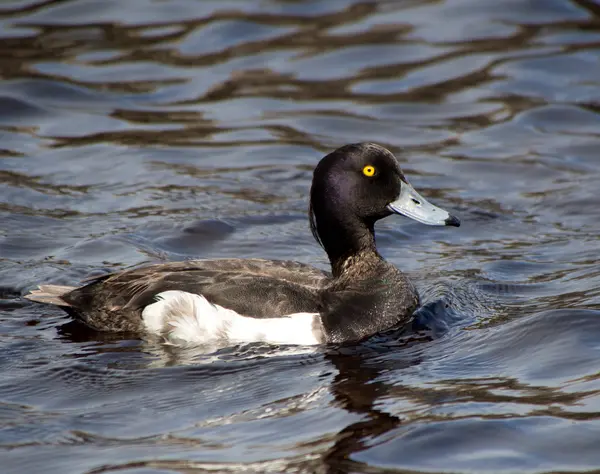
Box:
[310,143,402,231]
[309,143,459,269]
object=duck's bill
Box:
[387,183,460,227]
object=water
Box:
[1,0,600,472]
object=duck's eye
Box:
[362,165,376,177]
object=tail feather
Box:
[24,284,76,306]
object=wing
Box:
[62,259,330,331]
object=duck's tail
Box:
[24,285,75,306]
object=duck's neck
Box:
[316,214,381,277]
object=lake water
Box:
[2,0,600,472]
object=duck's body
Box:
[29,254,417,345]
[25,143,459,346]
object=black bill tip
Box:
[444,215,461,227]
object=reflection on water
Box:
[2,0,600,472]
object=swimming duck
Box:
[25,143,459,346]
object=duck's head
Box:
[309,143,459,267]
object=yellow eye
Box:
[363,165,376,177]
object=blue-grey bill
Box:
[387,182,460,227]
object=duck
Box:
[25,143,459,346]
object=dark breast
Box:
[318,257,420,343]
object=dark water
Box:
[2,0,600,472]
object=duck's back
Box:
[60,259,329,332]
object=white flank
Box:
[141,290,321,347]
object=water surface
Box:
[2,0,600,472]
